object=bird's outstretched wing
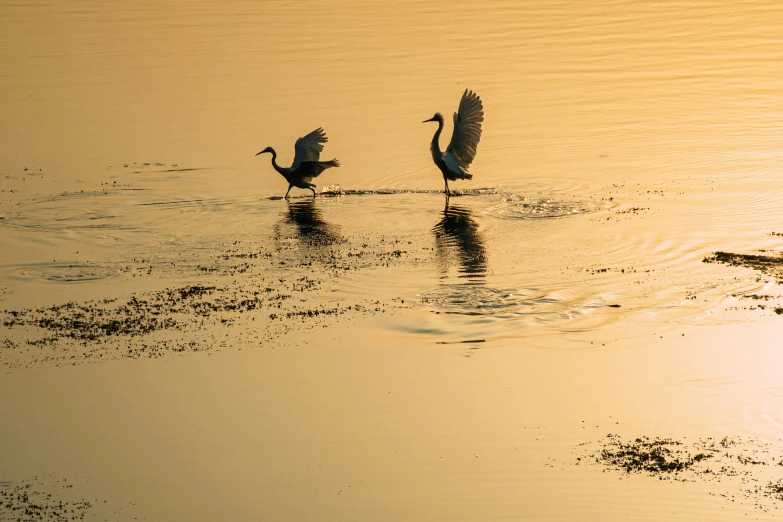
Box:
[445,90,483,169]
[293,128,328,166]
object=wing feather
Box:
[442,153,465,178]
[446,90,483,169]
[293,128,328,167]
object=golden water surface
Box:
[2,0,783,519]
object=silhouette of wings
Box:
[293,128,328,167]
[446,90,483,169]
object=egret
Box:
[256,128,340,198]
[423,89,484,196]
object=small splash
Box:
[420,285,552,317]
[484,194,604,220]
[261,188,607,221]
[320,184,344,196]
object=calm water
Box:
[2,1,783,520]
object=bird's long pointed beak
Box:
[255,151,264,156]
[422,117,436,123]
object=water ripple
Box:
[4,262,119,283]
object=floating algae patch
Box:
[704,251,783,283]
[0,278,404,369]
[704,251,783,317]
[593,435,709,475]
[580,434,783,512]
[766,480,783,500]
[723,293,783,316]
[0,476,93,522]
[0,208,425,369]
[3,284,225,342]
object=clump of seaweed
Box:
[581,434,783,513]
[704,251,783,283]
[597,434,707,474]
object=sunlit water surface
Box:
[2,1,783,520]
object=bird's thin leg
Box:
[444,178,451,197]
[284,185,292,199]
[310,187,317,198]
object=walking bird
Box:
[423,89,484,196]
[256,128,340,198]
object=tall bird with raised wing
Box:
[256,128,340,198]
[423,89,484,196]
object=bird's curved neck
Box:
[267,148,286,175]
[430,119,444,159]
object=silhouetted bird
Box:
[256,128,340,198]
[423,90,484,196]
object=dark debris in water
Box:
[582,434,783,512]
[596,435,707,474]
[0,477,92,522]
[704,251,783,317]
[0,198,426,369]
[0,275,404,369]
[704,251,783,283]
[724,293,783,315]
[766,480,783,500]
[3,285,236,342]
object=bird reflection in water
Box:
[433,201,487,278]
[275,199,342,247]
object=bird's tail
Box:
[318,158,340,169]
[460,172,473,180]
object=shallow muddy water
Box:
[3,0,783,520]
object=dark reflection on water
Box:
[276,200,342,246]
[433,201,487,278]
